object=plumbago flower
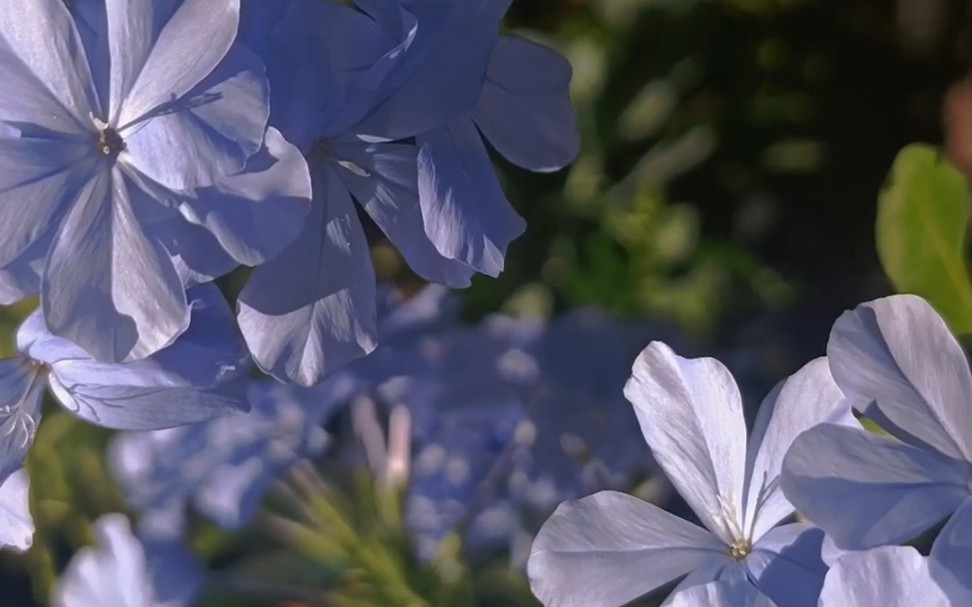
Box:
[0,0,310,362]
[528,343,850,607]
[781,295,972,594]
[236,0,578,385]
[53,514,202,607]
[0,470,32,552]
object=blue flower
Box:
[781,295,972,595]
[52,514,203,607]
[0,0,310,362]
[237,0,577,386]
[110,374,361,534]
[527,344,851,607]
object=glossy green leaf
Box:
[877,144,972,333]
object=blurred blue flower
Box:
[817,546,970,607]
[109,284,456,536]
[0,470,33,552]
[528,344,851,607]
[110,373,361,534]
[52,514,203,607]
[781,295,972,594]
[0,0,310,362]
[237,0,577,386]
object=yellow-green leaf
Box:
[877,144,972,334]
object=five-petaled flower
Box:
[528,342,850,607]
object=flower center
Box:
[97,127,125,158]
[729,538,752,561]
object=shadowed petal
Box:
[930,497,972,595]
[528,490,726,607]
[744,358,850,538]
[472,36,578,172]
[332,139,475,287]
[42,169,189,363]
[828,295,972,461]
[0,470,34,552]
[781,423,968,549]
[177,127,311,266]
[416,118,525,277]
[623,341,747,544]
[818,546,957,607]
[746,524,827,607]
[238,163,377,386]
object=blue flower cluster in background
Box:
[0,1,969,606]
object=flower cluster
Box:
[0,0,578,578]
[527,294,972,606]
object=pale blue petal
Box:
[117,0,241,125]
[42,168,189,362]
[743,358,850,539]
[472,36,579,172]
[32,285,249,430]
[930,497,972,595]
[331,138,475,287]
[528,490,726,607]
[746,524,827,607]
[53,513,200,607]
[238,163,377,386]
[123,42,269,191]
[416,119,525,276]
[818,546,956,607]
[828,294,972,461]
[54,514,153,606]
[623,341,748,544]
[781,423,968,549]
[0,0,99,125]
[0,357,45,480]
[0,469,34,552]
[668,580,778,607]
[176,127,311,266]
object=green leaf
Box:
[877,144,972,334]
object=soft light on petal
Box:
[930,497,972,595]
[744,357,850,539]
[0,469,34,552]
[623,341,748,544]
[416,118,526,277]
[528,491,727,607]
[818,546,956,607]
[0,357,45,480]
[42,168,189,362]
